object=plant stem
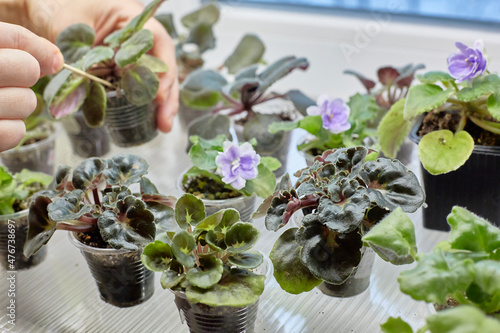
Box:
[57,223,95,232]
[63,63,115,89]
[92,188,101,207]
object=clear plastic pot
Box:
[104,91,158,147]
[68,232,154,308]
[0,122,57,175]
[178,100,213,131]
[63,111,110,158]
[0,209,47,270]
[177,172,256,222]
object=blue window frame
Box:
[220,0,500,26]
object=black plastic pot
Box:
[409,118,500,231]
[174,292,259,333]
[69,233,154,307]
[105,91,158,147]
[63,112,110,158]
[0,123,57,175]
[0,209,47,270]
[317,247,375,298]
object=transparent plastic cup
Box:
[63,112,110,158]
[68,232,154,308]
[0,209,47,270]
[104,91,158,148]
[0,123,57,175]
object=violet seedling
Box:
[23,154,176,257]
[367,206,500,332]
[43,0,169,128]
[378,41,500,175]
[141,193,265,307]
[254,146,425,294]
[183,135,280,199]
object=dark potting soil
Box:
[22,136,45,146]
[419,111,500,146]
[76,229,112,249]
[183,175,241,200]
[434,297,500,316]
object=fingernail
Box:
[52,51,64,73]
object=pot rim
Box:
[176,168,254,204]
[0,123,58,154]
[68,231,138,255]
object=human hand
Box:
[0,22,63,152]
[25,0,179,133]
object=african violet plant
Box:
[23,154,175,257]
[156,2,220,83]
[43,0,169,128]
[141,193,265,308]
[254,146,425,294]
[184,56,308,148]
[378,40,500,175]
[183,134,280,200]
[364,206,500,332]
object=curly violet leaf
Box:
[98,196,156,250]
[426,305,500,333]
[377,67,400,86]
[265,190,298,231]
[180,69,227,109]
[186,256,223,289]
[115,29,154,68]
[102,186,132,209]
[270,228,322,294]
[72,157,106,190]
[24,196,56,258]
[224,34,265,74]
[171,230,197,268]
[398,250,475,304]
[296,219,363,284]
[141,240,173,272]
[49,76,90,119]
[258,56,309,93]
[320,181,370,233]
[418,130,474,175]
[360,158,425,213]
[362,207,417,265]
[82,46,114,71]
[343,69,376,92]
[139,177,158,195]
[395,63,425,87]
[104,154,149,187]
[377,99,412,159]
[446,206,500,254]
[228,250,263,269]
[186,268,265,307]
[48,166,71,191]
[121,64,159,106]
[252,173,292,220]
[81,80,106,127]
[324,146,368,176]
[380,317,414,333]
[56,23,95,63]
[175,194,206,229]
[404,84,454,120]
[47,190,91,222]
[225,222,260,253]
[146,201,178,233]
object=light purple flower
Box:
[306,95,351,134]
[447,40,487,83]
[215,141,260,190]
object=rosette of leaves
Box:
[43,0,169,128]
[184,134,280,199]
[369,206,500,333]
[378,65,500,175]
[254,146,425,294]
[141,193,265,307]
[0,167,52,215]
[155,2,221,83]
[183,56,309,151]
[23,154,176,257]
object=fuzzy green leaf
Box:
[121,65,159,106]
[468,261,500,313]
[381,317,414,333]
[362,207,416,265]
[404,84,454,119]
[161,269,185,289]
[137,54,169,73]
[175,194,206,229]
[378,99,413,159]
[457,74,500,102]
[270,228,322,294]
[186,256,223,289]
[172,230,197,268]
[487,93,500,121]
[141,240,173,272]
[224,34,265,74]
[24,196,56,258]
[181,3,220,28]
[104,154,149,187]
[228,250,263,269]
[180,69,227,109]
[426,305,500,333]
[81,81,106,127]
[72,157,106,190]
[56,23,95,63]
[225,222,260,253]
[260,156,282,172]
[241,163,276,199]
[188,141,218,171]
[268,121,298,134]
[418,130,474,175]
[185,23,215,53]
[416,71,454,84]
[82,46,114,71]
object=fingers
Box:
[0,22,63,77]
[0,88,37,119]
[157,79,179,133]
[0,120,26,152]
[0,49,40,87]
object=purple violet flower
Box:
[448,40,487,83]
[215,141,261,190]
[306,95,351,134]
